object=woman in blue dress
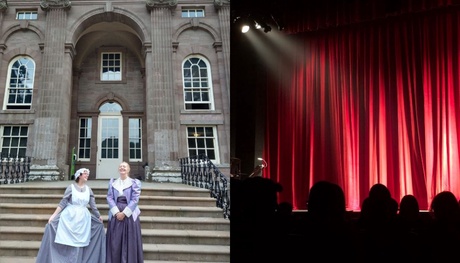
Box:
[106,161,144,263]
[35,168,106,263]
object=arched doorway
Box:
[96,102,123,179]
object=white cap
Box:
[75,168,89,180]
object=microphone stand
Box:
[249,158,268,177]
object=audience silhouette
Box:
[231,178,460,263]
[425,191,460,262]
[230,176,283,262]
[355,183,400,262]
[305,181,360,262]
[278,181,360,262]
[394,194,431,262]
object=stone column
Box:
[145,0,179,179]
[0,0,7,71]
[29,0,72,180]
[214,0,231,166]
[214,0,230,95]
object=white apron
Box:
[54,184,91,247]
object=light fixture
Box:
[241,25,250,33]
[232,6,285,34]
[257,157,268,168]
[263,25,272,33]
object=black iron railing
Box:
[0,156,32,185]
[179,154,230,219]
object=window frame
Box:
[0,126,28,158]
[4,56,35,110]
[181,8,205,18]
[16,10,38,20]
[129,118,142,162]
[77,117,92,161]
[182,56,214,111]
[186,126,219,163]
[97,48,127,84]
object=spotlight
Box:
[263,25,272,33]
[241,25,250,33]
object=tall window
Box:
[4,57,35,110]
[187,126,219,163]
[16,11,38,20]
[78,118,92,160]
[129,118,142,161]
[181,8,205,18]
[182,57,213,110]
[1,126,28,158]
[101,52,122,81]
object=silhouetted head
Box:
[368,183,391,201]
[430,191,460,222]
[399,194,419,220]
[307,181,346,222]
[360,184,397,226]
[241,176,282,217]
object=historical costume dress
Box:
[35,182,106,262]
[106,177,144,263]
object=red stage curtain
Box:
[264,5,460,210]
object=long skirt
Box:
[35,213,106,263]
[106,196,144,263]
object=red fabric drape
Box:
[264,6,460,210]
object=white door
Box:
[96,114,123,179]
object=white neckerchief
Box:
[114,177,133,195]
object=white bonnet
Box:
[75,168,89,180]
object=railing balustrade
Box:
[0,156,32,185]
[179,154,230,219]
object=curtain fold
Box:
[264,6,460,210]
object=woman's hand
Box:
[48,215,55,224]
[115,212,126,221]
[99,216,103,222]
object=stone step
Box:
[0,226,230,245]
[0,214,230,231]
[0,241,230,262]
[0,193,218,207]
[0,203,225,218]
[143,243,230,261]
[0,180,230,262]
[0,257,229,263]
[0,181,213,197]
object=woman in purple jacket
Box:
[106,161,144,263]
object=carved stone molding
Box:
[19,20,30,30]
[0,44,7,53]
[40,0,71,11]
[214,0,230,10]
[0,0,8,12]
[190,18,200,29]
[65,43,76,59]
[146,0,178,11]
[38,43,45,53]
[107,92,115,101]
[213,41,222,52]
[172,41,179,53]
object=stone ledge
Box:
[28,165,62,181]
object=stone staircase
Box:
[0,180,230,263]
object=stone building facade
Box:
[0,0,230,181]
